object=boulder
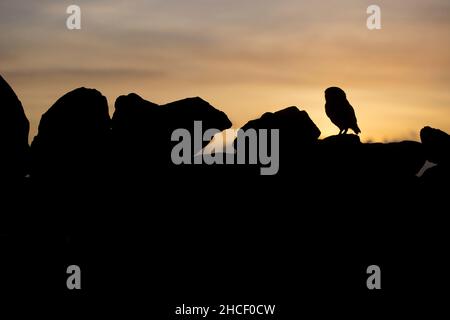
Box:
[231,106,320,176]
[420,126,450,164]
[111,94,232,173]
[239,106,321,144]
[419,126,450,191]
[31,87,111,181]
[0,75,30,181]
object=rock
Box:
[111,94,232,173]
[310,137,425,197]
[0,75,30,181]
[31,87,111,181]
[315,134,362,180]
[112,93,162,158]
[230,106,320,176]
[419,126,450,191]
[239,106,321,144]
[308,135,363,191]
[364,141,425,179]
[163,97,231,143]
[420,126,450,164]
[113,93,160,135]
[321,134,361,146]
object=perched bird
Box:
[325,87,361,135]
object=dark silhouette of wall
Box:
[1,74,448,315]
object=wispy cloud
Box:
[1,0,449,140]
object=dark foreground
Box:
[1,74,449,317]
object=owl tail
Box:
[353,125,361,135]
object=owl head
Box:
[325,87,347,102]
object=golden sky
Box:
[1,0,450,141]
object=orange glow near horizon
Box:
[1,0,449,142]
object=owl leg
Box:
[339,129,343,135]
[343,128,348,134]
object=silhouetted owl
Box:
[325,87,361,135]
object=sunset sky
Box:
[1,0,449,142]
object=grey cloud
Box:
[3,68,166,79]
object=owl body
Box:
[325,87,361,135]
